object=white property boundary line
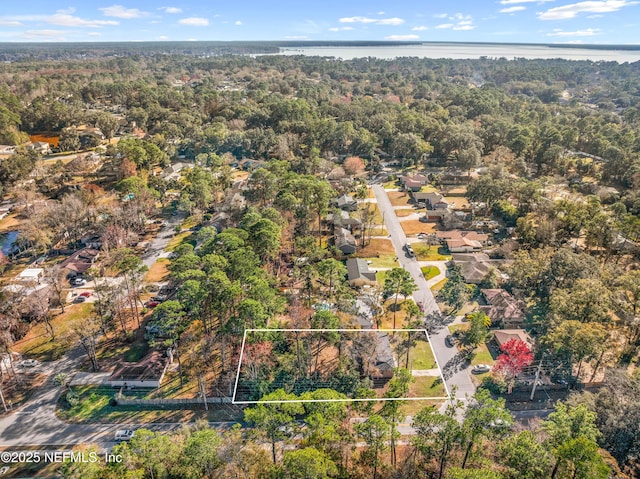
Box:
[232,328,452,404]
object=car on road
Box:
[145,300,160,308]
[17,359,39,368]
[404,244,415,257]
[445,335,456,347]
[71,277,86,286]
[73,296,87,303]
[79,291,92,298]
[114,430,135,442]
[151,295,166,302]
[471,364,491,374]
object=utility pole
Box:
[530,358,544,401]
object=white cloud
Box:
[538,0,638,20]
[500,6,527,13]
[178,17,209,26]
[453,24,476,30]
[56,7,76,15]
[187,38,197,41]
[99,5,148,19]
[0,20,22,26]
[23,29,68,38]
[47,14,119,28]
[412,25,428,30]
[378,11,385,15]
[339,16,404,25]
[436,23,454,29]
[87,32,102,37]
[328,26,354,31]
[433,13,449,18]
[234,20,242,25]
[158,35,169,40]
[547,27,601,35]
[160,7,182,14]
[384,34,420,40]
[285,35,309,39]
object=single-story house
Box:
[16,268,44,284]
[493,329,533,350]
[413,191,449,209]
[458,260,494,284]
[334,194,358,211]
[108,351,168,388]
[446,237,483,253]
[59,248,100,277]
[162,162,191,181]
[480,289,526,328]
[327,210,362,229]
[346,258,377,287]
[400,174,429,192]
[436,230,489,246]
[335,228,357,254]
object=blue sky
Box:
[0,1,638,44]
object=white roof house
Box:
[16,268,44,283]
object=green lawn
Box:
[410,376,447,398]
[376,270,388,284]
[410,340,437,370]
[365,255,398,269]
[421,265,441,280]
[14,303,94,361]
[413,244,451,261]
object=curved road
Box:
[372,185,476,401]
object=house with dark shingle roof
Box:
[346,258,377,287]
[335,228,357,254]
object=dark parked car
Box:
[445,335,455,347]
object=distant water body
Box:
[279,43,640,63]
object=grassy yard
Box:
[388,191,412,207]
[401,398,445,417]
[413,244,450,261]
[57,384,243,424]
[421,265,441,280]
[401,221,435,236]
[446,324,495,380]
[144,257,170,282]
[395,209,417,217]
[14,303,93,361]
[431,278,448,292]
[355,238,396,257]
[443,196,471,208]
[410,340,437,370]
[376,270,388,285]
[365,255,399,269]
[166,231,194,252]
[379,298,410,329]
[181,215,201,230]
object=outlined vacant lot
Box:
[233,329,450,404]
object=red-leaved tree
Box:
[494,338,533,394]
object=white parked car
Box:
[17,359,39,368]
[72,277,86,286]
[114,429,135,442]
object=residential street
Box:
[372,185,477,402]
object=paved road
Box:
[141,212,186,270]
[372,185,476,402]
[0,211,188,448]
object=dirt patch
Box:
[387,191,412,207]
[145,258,170,282]
[355,238,396,257]
[443,196,471,208]
[395,209,417,217]
[401,221,436,236]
